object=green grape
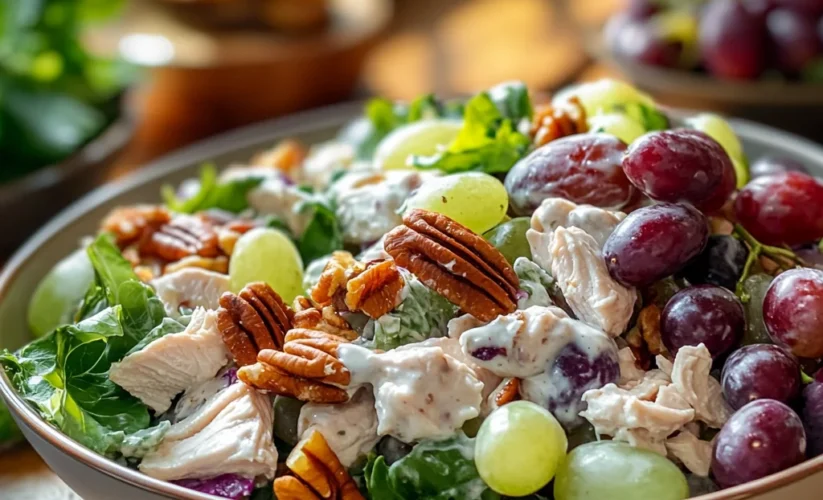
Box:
[28,248,95,337]
[374,119,462,171]
[273,396,305,446]
[554,79,656,122]
[554,441,689,500]
[475,401,568,497]
[587,113,646,145]
[651,9,700,68]
[685,113,749,187]
[483,217,532,264]
[403,172,508,234]
[230,228,304,302]
[741,273,774,346]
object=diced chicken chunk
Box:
[140,383,277,480]
[246,175,316,237]
[549,227,636,337]
[151,268,230,317]
[666,431,713,477]
[527,197,625,271]
[669,344,731,428]
[110,308,229,413]
[336,343,483,443]
[330,169,439,245]
[416,336,502,404]
[297,389,380,467]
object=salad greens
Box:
[162,164,265,214]
[364,433,500,500]
[371,270,457,350]
[296,199,344,265]
[1,235,175,456]
[0,0,133,182]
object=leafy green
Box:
[488,81,533,123]
[371,269,457,350]
[296,199,344,265]
[161,164,265,214]
[410,90,531,174]
[364,433,499,500]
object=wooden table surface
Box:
[0,0,619,497]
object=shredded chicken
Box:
[526,197,625,271]
[548,227,636,337]
[666,431,714,477]
[669,344,731,428]
[151,268,231,318]
[110,308,230,413]
[447,314,486,339]
[297,389,380,467]
[140,383,277,480]
[618,347,646,385]
[336,343,483,443]
[418,336,502,407]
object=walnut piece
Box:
[293,297,359,340]
[344,260,405,319]
[274,429,364,500]
[530,96,587,147]
[311,251,360,306]
[218,282,293,366]
[548,227,636,337]
[638,304,668,357]
[384,209,520,322]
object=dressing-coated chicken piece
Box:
[151,268,231,318]
[140,382,277,480]
[110,308,229,414]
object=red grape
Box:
[608,19,682,67]
[700,0,767,79]
[712,399,806,488]
[721,344,801,410]
[603,202,709,287]
[661,285,745,358]
[767,8,822,75]
[505,134,636,216]
[773,0,823,15]
[735,172,823,246]
[681,235,749,290]
[763,267,823,358]
[621,130,734,210]
[625,0,659,18]
[750,155,808,178]
[803,372,823,457]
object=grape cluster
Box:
[606,0,823,82]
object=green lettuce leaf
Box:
[410,91,531,174]
[371,269,457,350]
[161,164,265,214]
[296,199,344,266]
[488,80,533,123]
[364,433,499,500]
[514,257,555,309]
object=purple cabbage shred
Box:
[173,474,254,499]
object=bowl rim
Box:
[2,102,823,500]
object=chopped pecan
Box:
[384,209,520,322]
[274,430,364,500]
[101,205,171,247]
[530,96,587,147]
[345,260,405,319]
[237,329,350,403]
[638,304,668,357]
[311,251,361,306]
[626,326,652,371]
[494,377,521,407]
[140,215,220,262]
[251,139,307,173]
[163,255,229,275]
[217,282,293,366]
[293,297,358,340]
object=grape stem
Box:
[733,224,807,300]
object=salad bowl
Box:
[3,91,823,500]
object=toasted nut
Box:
[281,430,364,500]
[141,215,220,262]
[101,205,171,247]
[217,282,293,366]
[494,377,521,407]
[134,265,156,283]
[274,476,322,500]
[344,260,404,319]
[258,343,351,385]
[251,139,306,173]
[293,297,358,340]
[625,325,652,371]
[530,96,587,147]
[216,227,242,256]
[384,209,520,322]
[163,255,229,275]
[312,251,360,306]
[638,304,668,357]
[238,362,349,403]
[286,447,337,499]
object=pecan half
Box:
[494,377,521,407]
[237,329,350,403]
[311,251,361,306]
[384,209,520,322]
[141,215,220,262]
[293,297,358,340]
[274,430,364,500]
[101,205,171,247]
[530,96,587,147]
[345,260,405,319]
[218,282,293,366]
